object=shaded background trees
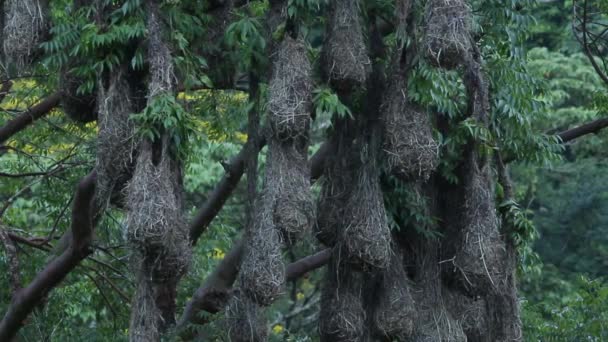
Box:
[0,0,607,341]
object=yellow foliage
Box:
[272,324,284,334]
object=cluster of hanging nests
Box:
[423,0,472,69]
[2,0,47,67]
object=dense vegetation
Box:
[0,0,607,341]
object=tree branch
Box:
[557,117,608,143]
[0,171,96,341]
[0,92,61,144]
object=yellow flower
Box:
[211,247,225,260]
[296,292,305,301]
[272,324,284,334]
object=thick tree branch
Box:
[557,117,608,143]
[0,92,61,144]
[0,171,96,341]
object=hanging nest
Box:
[60,69,97,123]
[423,0,471,69]
[264,139,314,243]
[95,70,136,210]
[225,290,268,342]
[3,0,47,67]
[452,160,508,295]
[129,274,162,342]
[373,250,416,341]
[411,304,467,342]
[444,287,488,340]
[319,259,366,342]
[239,191,286,306]
[339,145,392,270]
[147,1,175,97]
[321,0,371,90]
[382,75,438,181]
[125,142,191,282]
[267,36,313,141]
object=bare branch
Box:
[0,171,97,341]
[557,117,608,142]
[0,92,61,144]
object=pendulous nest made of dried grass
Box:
[338,144,392,270]
[373,249,416,341]
[95,70,136,210]
[3,0,47,67]
[146,0,176,97]
[239,190,286,306]
[129,273,162,342]
[265,138,314,243]
[267,36,313,141]
[321,0,371,90]
[423,0,472,69]
[453,159,508,295]
[319,258,366,342]
[382,75,439,181]
[226,289,269,342]
[125,141,191,282]
[60,70,97,123]
[444,286,488,340]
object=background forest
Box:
[1,0,607,341]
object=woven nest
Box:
[373,250,416,341]
[95,71,136,210]
[263,139,314,243]
[321,0,371,90]
[423,0,471,69]
[125,142,191,282]
[225,290,268,342]
[147,1,175,97]
[319,260,366,342]
[267,36,313,141]
[129,274,162,342]
[444,287,487,340]
[412,305,467,342]
[60,70,97,123]
[3,0,47,67]
[339,146,392,270]
[453,160,508,295]
[239,191,286,306]
[382,76,438,181]
[315,144,357,247]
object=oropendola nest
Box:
[226,289,269,342]
[321,0,371,90]
[239,191,286,306]
[95,71,136,210]
[314,153,355,247]
[373,250,416,341]
[125,142,191,282]
[339,145,392,270]
[3,0,47,67]
[453,159,508,295]
[267,36,313,141]
[60,70,97,123]
[319,259,366,342]
[265,139,314,243]
[444,287,488,340]
[382,75,439,181]
[423,0,472,69]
